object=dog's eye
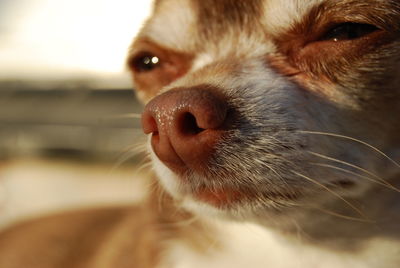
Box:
[322,23,379,42]
[131,53,161,72]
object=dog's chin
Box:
[155,163,248,210]
[152,154,301,220]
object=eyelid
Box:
[319,22,380,42]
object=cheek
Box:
[267,54,342,102]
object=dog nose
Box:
[141,86,228,174]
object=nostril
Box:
[151,129,160,141]
[180,112,205,135]
[141,86,230,174]
[142,112,158,135]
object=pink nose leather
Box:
[141,86,228,174]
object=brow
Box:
[191,0,265,40]
[307,0,400,32]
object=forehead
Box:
[140,0,325,49]
[139,0,397,51]
[190,0,326,34]
[191,0,264,38]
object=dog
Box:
[0,0,400,267]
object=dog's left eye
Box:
[321,22,379,42]
[131,53,161,72]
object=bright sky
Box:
[0,0,152,81]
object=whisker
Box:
[113,150,145,170]
[136,160,153,174]
[158,213,200,229]
[311,162,400,193]
[292,171,368,220]
[290,202,373,223]
[299,131,400,169]
[103,113,142,120]
[308,151,398,192]
[151,181,168,213]
[110,142,148,173]
[119,141,147,157]
[311,206,374,223]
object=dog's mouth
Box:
[143,85,307,209]
[194,188,298,207]
[193,187,247,207]
[180,178,301,209]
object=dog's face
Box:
[128,0,400,224]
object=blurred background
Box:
[0,0,153,228]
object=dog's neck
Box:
[161,182,400,268]
[278,181,400,250]
[175,174,400,251]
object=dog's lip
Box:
[194,187,246,207]
[192,186,300,207]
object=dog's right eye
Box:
[321,23,380,42]
[131,53,161,72]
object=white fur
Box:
[161,219,400,268]
[263,0,325,36]
[143,0,196,51]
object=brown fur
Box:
[0,206,159,268]
[0,178,214,268]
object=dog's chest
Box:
[160,222,279,268]
[158,221,391,268]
